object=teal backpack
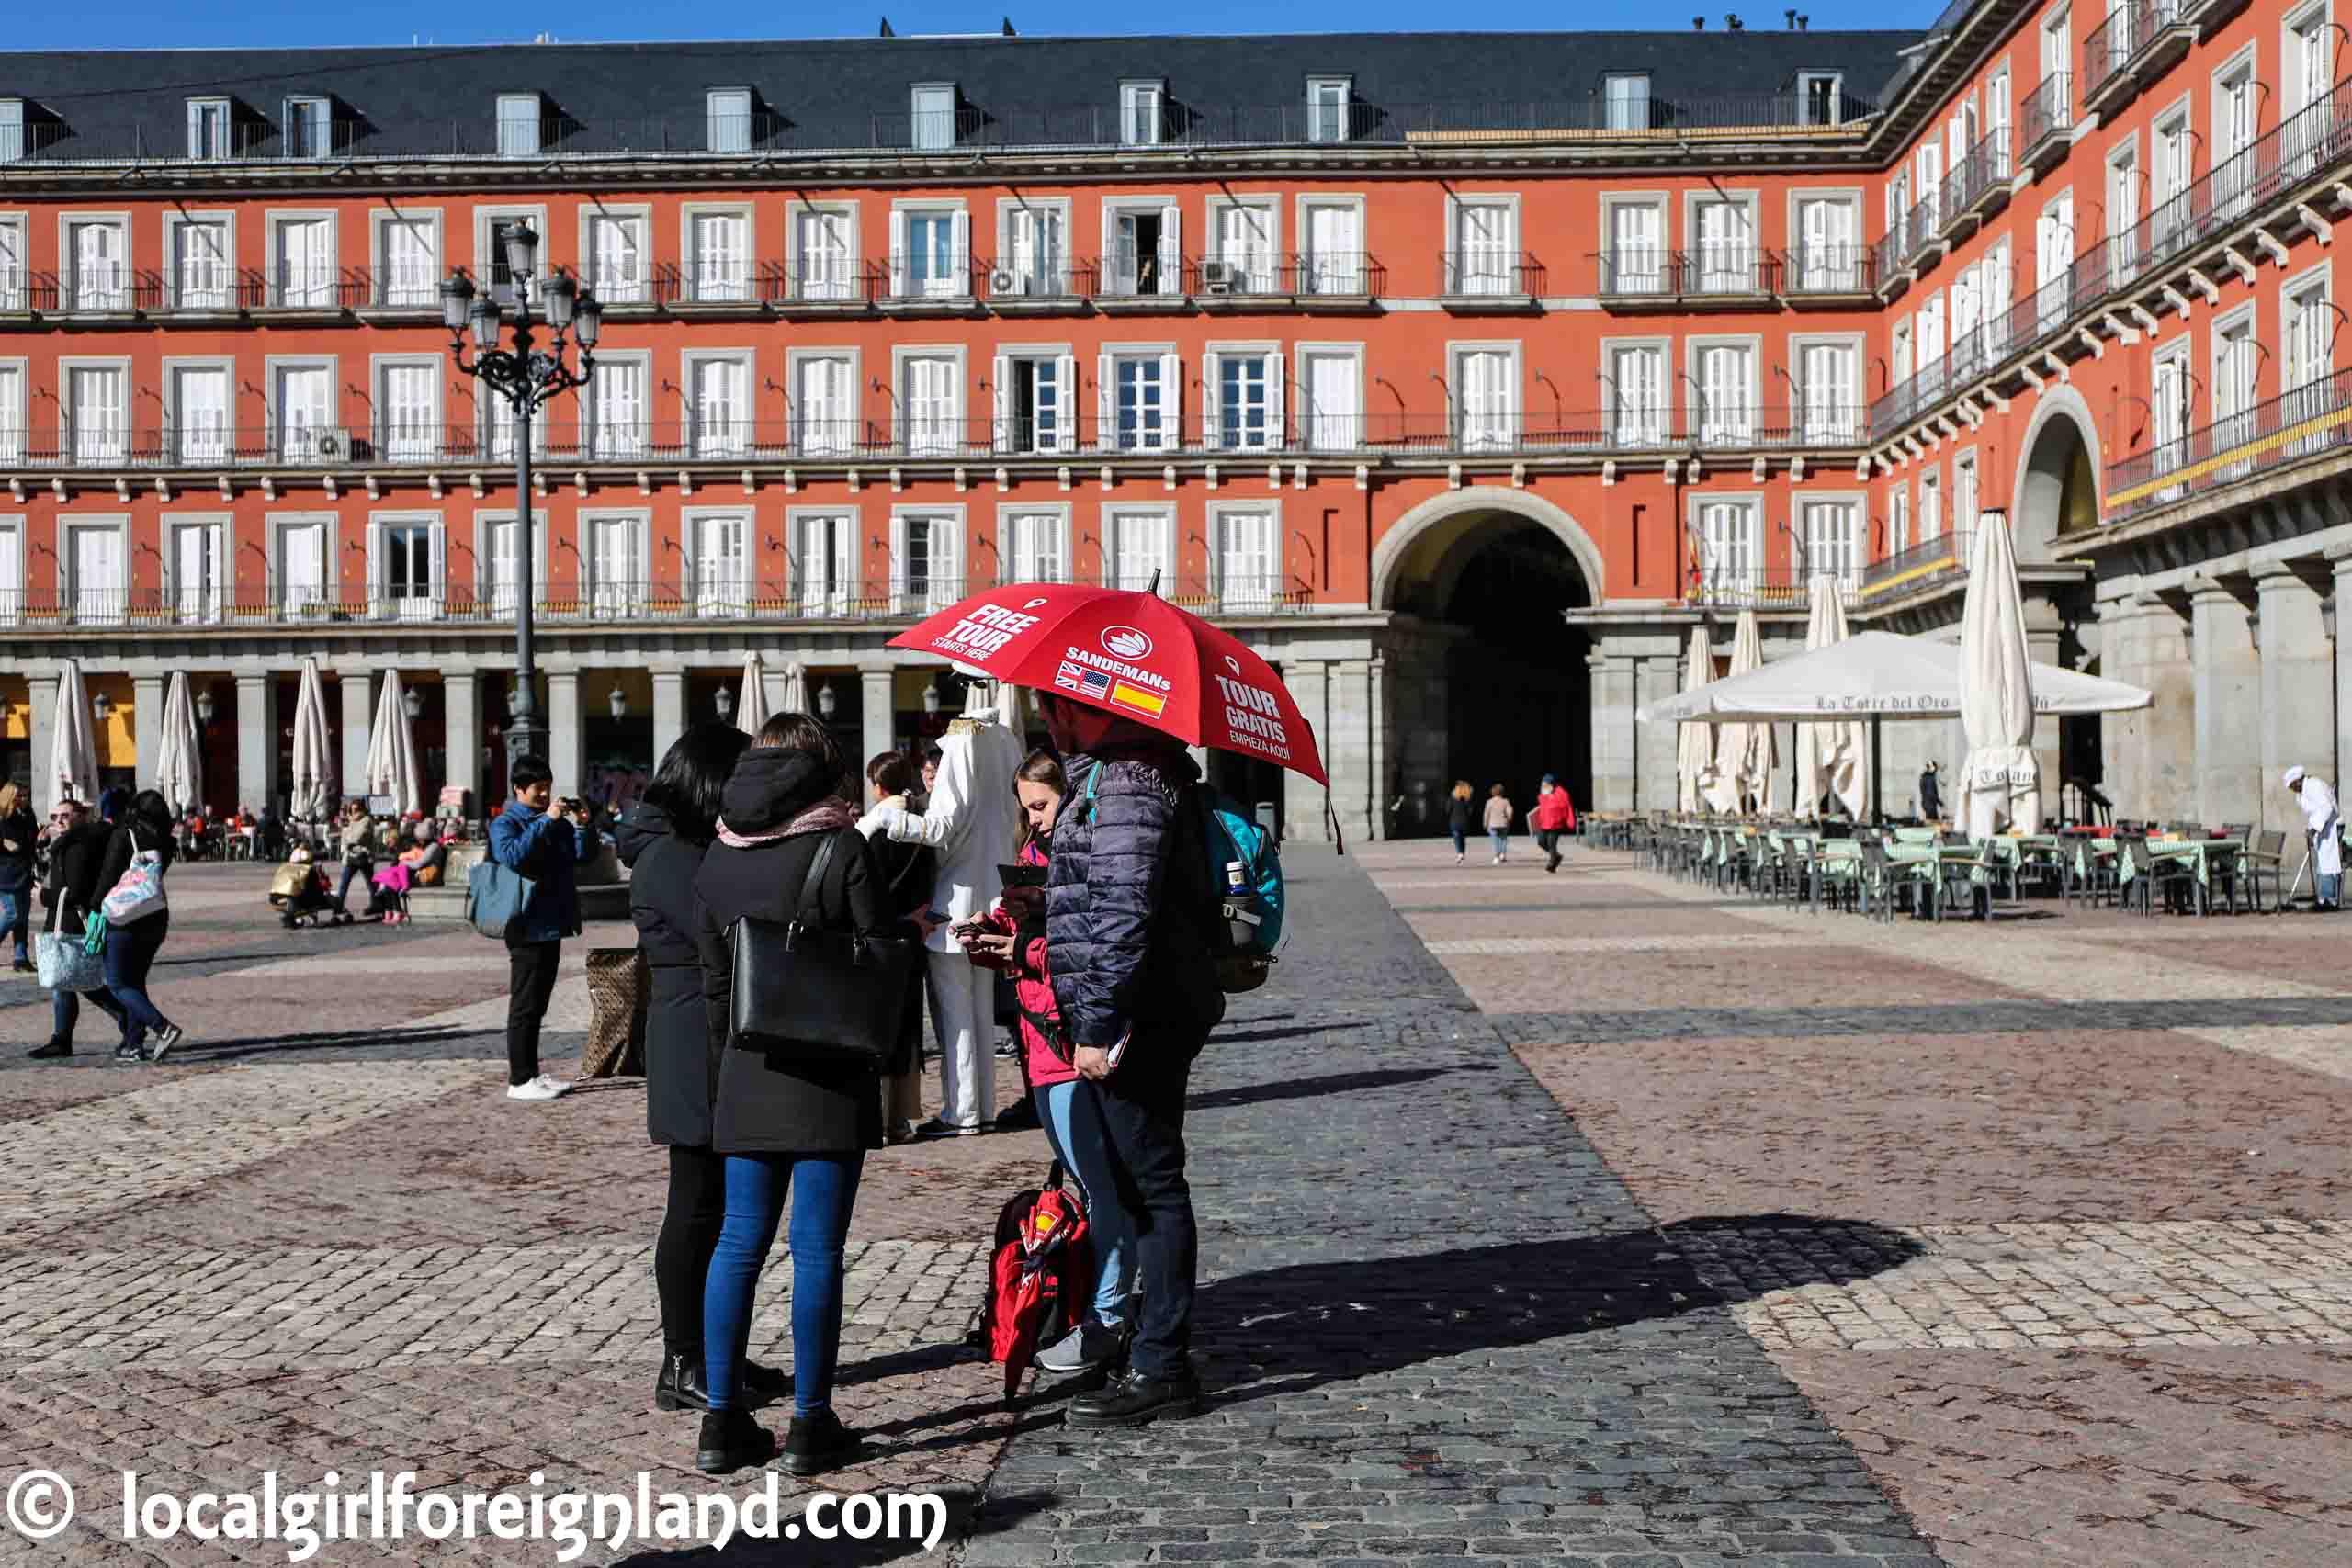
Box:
[1076,763,1287,992]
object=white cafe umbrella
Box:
[49,662,98,810]
[1677,627,1714,813]
[1958,513,2041,837]
[289,657,337,821]
[157,671,204,816]
[365,669,424,816]
[1710,610,1780,814]
[1793,577,1868,820]
[778,661,808,714]
[736,652,771,737]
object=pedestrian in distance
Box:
[1483,784,1516,865]
[490,754,596,1103]
[1919,760,1944,822]
[693,712,921,1477]
[95,789,184,1063]
[858,750,938,1145]
[0,781,34,971]
[1530,773,1577,874]
[2284,766,2342,910]
[25,797,119,1061]
[1036,690,1226,1428]
[1447,781,1475,865]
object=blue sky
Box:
[16,0,1922,51]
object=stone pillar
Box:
[2097,594,2145,822]
[235,671,278,814]
[339,669,372,807]
[2139,592,2196,824]
[2190,576,2262,830]
[2022,596,2064,827]
[1587,650,1637,813]
[2334,548,2352,796]
[859,667,894,770]
[131,673,165,793]
[443,671,480,809]
[2256,560,2333,838]
[651,666,686,770]
[1326,658,1376,846]
[28,672,59,814]
[1282,659,1331,844]
[1367,653,1389,840]
[547,671,582,793]
[1634,655,1681,813]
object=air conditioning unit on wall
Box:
[989,267,1023,296]
[313,429,353,463]
[1200,260,1237,294]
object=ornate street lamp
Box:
[402,685,424,720]
[92,691,112,723]
[195,687,216,726]
[715,685,736,722]
[816,681,840,721]
[438,225,603,766]
[607,685,628,721]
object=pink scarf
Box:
[716,795,859,849]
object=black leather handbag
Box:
[728,830,922,1070]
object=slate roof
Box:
[0,28,1922,157]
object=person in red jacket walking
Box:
[1531,773,1577,874]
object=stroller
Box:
[270,856,353,929]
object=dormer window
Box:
[496,93,543,157]
[707,87,752,153]
[1120,80,1165,147]
[1306,75,1351,142]
[0,99,22,163]
[1798,71,1844,125]
[283,96,330,159]
[187,96,232,159]
[910,82,956,151]
[1604,73,1651,130]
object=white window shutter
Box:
[1201,350,1222,448]
[950,209,971,291]
[365,522,384,616]
[430,520,448,611]
[991,354,1011,453]
[888,209,908,295]
[1158,205,1182,297]
[1096,354,1114,449]
[995,204,1010,273]
[1266,353,1285,447]
[1054,354,1078,452]
[1160,352,1182,451]
[888,512,908,604]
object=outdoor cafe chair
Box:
[2240,829,2288,912]
[2010,840,2065,902]
[1784,837,1820,914]
[2119,834,2199,916]
[1857,835,1904,923]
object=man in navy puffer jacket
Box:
[1039,691,1224,1427]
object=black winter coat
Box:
[39,821,109,932]
[695,748,902,1155]
[0,807,34,893]
[1046,744,1224,1052]
[619,801,721,1149]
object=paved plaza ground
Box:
[4,840,2350,1565]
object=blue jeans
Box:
[704,1151,865,1417]
[53,983,127,1045]
[336,860,370,909]
[103,913,171,1050]
[0,887,27,962]
[1035,1079,1134,1325]
[1488,829,1509,858]
[1449,827,1466,856]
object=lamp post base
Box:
[504,718,549,767]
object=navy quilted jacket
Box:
[1046,744,1224,1049]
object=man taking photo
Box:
[490,754,596,1102]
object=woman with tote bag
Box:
[691,713,921,1478]
[93,790,185,1064]
[25,797,121,1060]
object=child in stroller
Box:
[270,844,353,929]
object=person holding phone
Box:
[489,754,597,1103]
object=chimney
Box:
[1785,7,1796,25]
[877,15,895,35]
[1799,14,1810,28]
[1726,14,1745,31]
[1693,13,1706,26]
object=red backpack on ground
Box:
[975,1161,1095,1402]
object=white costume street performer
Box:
[863,680,1022,1134]
[2285,766,2342,911]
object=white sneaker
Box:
[506,1075,572,1102]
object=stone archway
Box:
[2009,389,2102,563]
[1372,487,1609,615]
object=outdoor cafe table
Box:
[1796,833,1980,916]
[2119,835,2245,914]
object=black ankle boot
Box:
[655,1350,710,1413]
[782,1408,859,1476]
[695,1408,774,1474]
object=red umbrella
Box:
[887,584,1328,784]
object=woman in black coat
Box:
[26,797,122,1059]
[616,721,787,1419]
[691,713,911,1478]
[94,789,182,1064]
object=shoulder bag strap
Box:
[792,830,843,931]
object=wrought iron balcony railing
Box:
[1687,569,1860,611]
[1439,251,1544,298]
[2081,0,2188,107]
[2106,367,2352,522]
[1860,529,1973,598]
[1595,248,1777,300]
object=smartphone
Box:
[922,907,951,926]
[997,863,1047,889]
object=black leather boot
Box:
[1066,1365,1204,1428]
[695,1408,774,1474]
[782,1408,859,1476]
[655,1350,710,1413]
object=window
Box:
[1450,200,1515,294]
[1693,342,1755,445]
[2041,9,2072,99]
[1914,141,1943,228]
[67,521,127,625]
[2152,347,2189,498]
[496,94,541,157]
[0,361,26,463]
[1120,81,1164,147]
[2108,142,2140,282]
[170,366,231,466]
[902,352,962,456]
[379,214,438,308]
[1606,200,1666,295]
[1299,347,1362,451]
[170,520,225,624]
[1987,70,2012,176]
[0,220,22,310]
[1453,346,1517,450]
[1101,350,1178,453]
[794,207,857,301]
[1693,198,1756,293]
[1307,76,1352,142]
[283,96,330,159]
[1604,73,1652,131]
[1109,204,1181,297]
[2215,310,2259,425]
[0,515,20,622]
[477,514,522,615]
[187,97,232,160]
[1919,468,1943,540]
[910,84,956,151]
[1980,239,2013,359]
[2152,108,2192,249]
[2289,5,2335,118]
[1792,197,1858,290]
[2215,58,2256,207]
[1953,449,1980,531]
[1215,505,1279,610]
[990,352,1074,455]
[687,512,751,616]
[170,218,232,310]
[2035,193,2074,327]
[688,355,752,457]
[1298,199,1363,294]
[277,518,331,616]
[795,512,854,615]
[485,215,537,306]
[273,216,334,307]
[707,88,752,153]
[1798,72,1844,126]
[895,510,959,612]
[1003,509,1068,584]
[582,212,644,304]
[1000,201,1068,296]
[2287,272,2333,391]
[1105,506,1170,592]
[68,364,128,466]
[1917,291,1946,368]
[794,353,856,456]
[66,220,127,311]
[0,99,23,164]
[689,209,750,302]
[589,355,647,460]
[891,207,969,299]
[273,362,334,463]
[369,516,443,621]
[377,360,439,462]
[1205,348,1282,452]
[1803,500,1860,585]
[1609,343,1667,445]
[1888,484,1911,556]
[1892,320,1914,385]
[1799,342,1858,441]
[1697,499,1758,593]
[1206,202,1277,295]
[583,513,645,616]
